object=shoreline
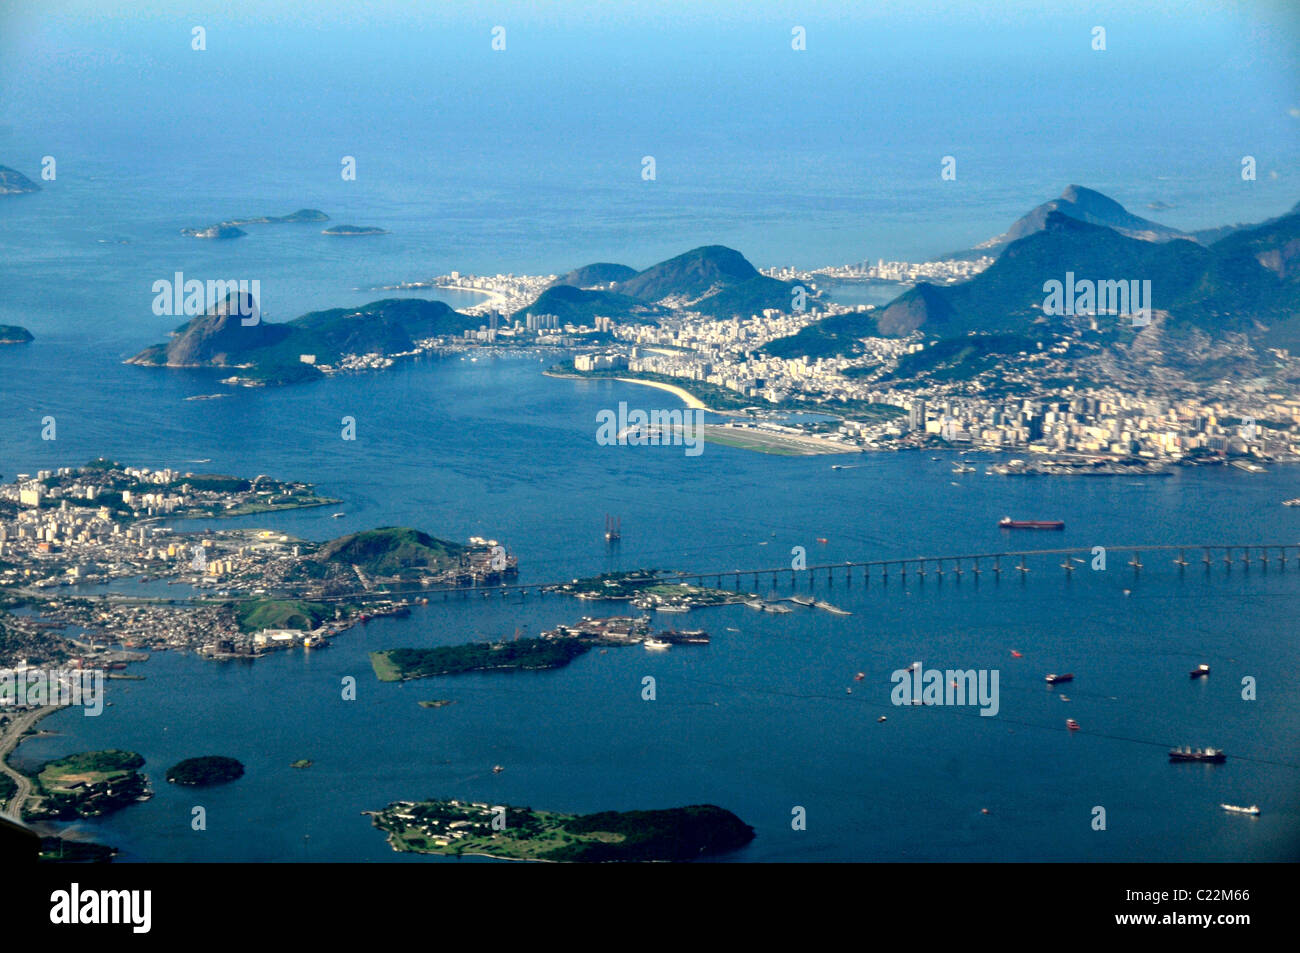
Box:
[544,369,727,413]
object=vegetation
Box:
[39,837,118,863]
[235,598,330,633]
[373,799,755,862]
[0,325,33,344]
[315,526,464,576]
[26,750,148,821]
[165,755,245,786]
[371,638,593,682]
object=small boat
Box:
[1169,747,1226,763]
[1284,498,1300,507]
[643,639,670,651]
[877,716,886,723]
[1190,664,1210,678]
[492,765,504,774]
[1045,673,1074,684]
[816,537,829,544]
[845,687,852,694]
[1220,804,1260,815]
[854,672,865,681]
[1066,718,1080,730]
[1010,650,1023,658]
[331,512,346,518]
[999,517,1065,530]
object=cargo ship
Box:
[1045,673,1074,684]
[999,517,1065,530]
[1169,747,1226,763]
[1220,804,1260,816]
[1190,664,1210,679]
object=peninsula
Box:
[370,799,755,861]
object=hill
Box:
[549,262,638,288]
[0,325,34,344]
[129,296,477,385]
[605,245,806,318]
[0,165,40,195]
[314,527,465,576]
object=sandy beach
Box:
[612,377,708,410]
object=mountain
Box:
[315,527,464,575]
[605,245,805,317]
[1191,200,1300,245]
[510,284,666,326]
[0,165,40,195]
[549,263,638,289]
[129,295,476,384]
[977,185,1190,254]
[764,209,1300,369]
[617,245,761,301]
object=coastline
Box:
[611,377,708,410]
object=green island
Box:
[0,324,34,344]
[370,799,755,862]
[290,759,313,769]
[371,638,591,682]
[24,750,149,821]
[165,755,245,786]
[418,699,456,708]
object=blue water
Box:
[1,2,1298,861]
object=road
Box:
[0,706,57,818]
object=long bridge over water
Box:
[313,541,1300,604]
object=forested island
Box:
[323,224,387,235]
[0,325,33,344]
[371,638,592,681]
[370,799,755,861]
[165,755,245,786]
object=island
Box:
[369,799,755,862]
[290,759,313,769]
[371,638,593,682]
[0,325,33,344]
[323,225,388,236]
[418,699,455,708]
[0,164,40,195]
[23,750,150,821]
[181,208,328,237]
[165,755,245,786]
[545,569,756,610]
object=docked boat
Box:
[952,464,976,473]
[1220,804,1260,816]
[643,639,671,651]
[999,517,1065,530]
[789,594,815,607]
[1045,673,1074,684]
[1169,747,1226,763]
[1190,664,1210,679]
[1065,718,1080,731]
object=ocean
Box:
[1,0,1298,862]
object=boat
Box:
[1045,673,1074,684]
[999,517,1065,530]
[854,672,865,681]
[952,464,976,473]
[1190,663,1210,678]
[1284,498,1300,507]
[492,765,504,774]
[1220,804,1260,816]
[655,604,690,613]
[816,537,829,544]
[1066,718,1080,731]
[763,604,793,614]
[1169,747,1226,763]
[331,512,345,518]
[814,600,851,615]
[643,639,670,651]
[1010,650,1023,658]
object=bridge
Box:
[309,541,1300,604]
